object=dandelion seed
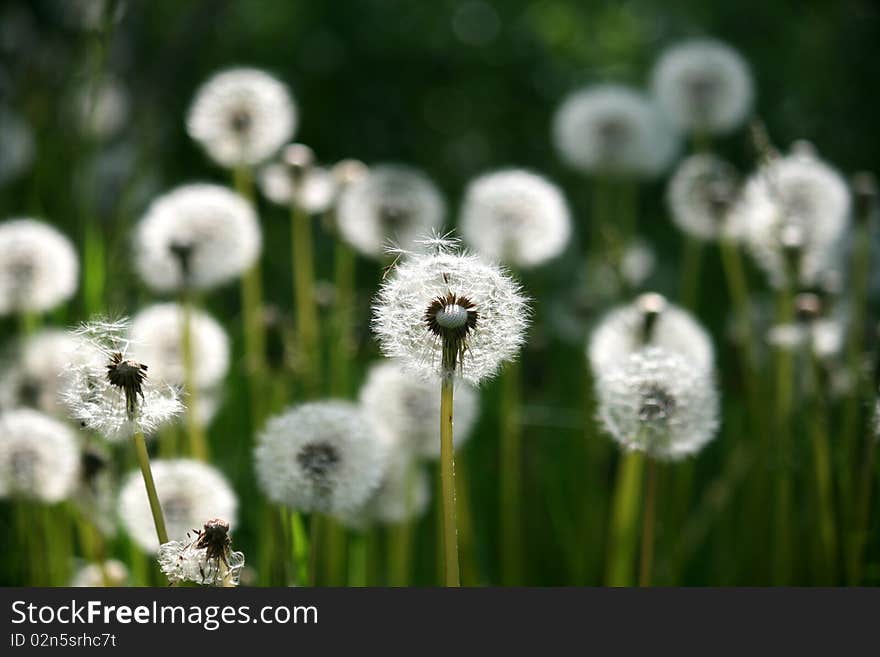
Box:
[667,154,740,241]
[359,360,479,459]
[0,107,35,186]
[158,518,245,587]
[597,347,720,460]
[71,560,129,587]
[60,318,183,443]
[459,168,572,268]
[0,218,78,316]
[336,164,446,258]
[589,293,715,379]
[134,184,261,293]
[119,459,238,553]
[254,401,389,515]
[651,38,754,135]
[130,303,229,389]
[552,84,680,177]
[0,408,80,502]
[187,68,296,168]
[372,237,529,385]
[728,147,851,288]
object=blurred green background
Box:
[1,0,879,586]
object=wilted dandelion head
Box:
[589,293,714,379]
[729,148,851,288]
[134,184,261,293]
[0,218,78,316]
[158,518,245,587]
[340,453,430,530]
[258,162,337,214]
[130,303,230,389]
[459,169,572,268]
[372,237,529,385]
[186,67,296,168]
[668,154,740,241]
[336,164,446,258]
[60,318,184,442]
[359,360,480,459]
[552,84,680,177]
[119,458,238,553]
[70,560,130,587]
[0,408,80,502]
[0,107,35,185]
[0,328,102,416]
[597,347,720,460]
[254,400,390,515]
[651,39,754,135]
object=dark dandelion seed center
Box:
[229,107,252,135]
[169,241,195,282]
[106,353,148,418]
[595,116,633,153]
[424,292,478,340]
[17,376,42,407]
[297,442,341,482]
[685,73,722,110]
[162,495,191,526]
[195,518,232,564]
[638,385,677,422]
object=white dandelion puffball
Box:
[728,149,851,288]
[258,162,338,214]
[71,560,129,587]
[597,347,720,460]
[359,360,479,459]
[187,67,296,168]
[651,39,754,135]
[588,295,714,378]
[118,459,238,553]
[0,328,102,416]
[336,164,446,258]
[620,239,657,289]
[0,408,80,502]
[254,400,390,515]
[60,318,184,443]
[459,169,572,268]
[341,453,431,529]
[0,218,78,316]
[668,154,740,241]
[0,107,35,185]
[130,303,229,389]
[372,238,530,385]
[552,84,680,177]
[158,520,245,587]
[134,184,261,293]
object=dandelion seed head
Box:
[552,84,680,177]
[119,459,238,553]
[0,328,102,416]
[0,218,78,315]
[187,68,296,168]
[0,107,35,185]
[134,184,261,293]
[254,401,390,515]
[359,360,479,459]
[372,242,529,385]
[71,560,129,587]
[589,294,714,378]
[668,154,740,240]
[459,169,571,268]
[158,518,245,587]
[0,408,80,502]
[258,162,337,214]
[729,149,851,288]
[597,347,720,459]
[651,39,754,134]
[60,318,184,442]
[130,303,229,389]
[336,164,446,258]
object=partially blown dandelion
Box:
[667,154,740,241]
[187,68,296,169]
[158,518,245,587]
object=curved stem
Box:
[132,430,168,545]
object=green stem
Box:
[330,237,356,396]
[180,293,209,461]
[808,354,836,584]
[291,511,309,585]
[679,236,703,311]
[324,518,347,585]
[440,347,460,586]
[291,203,320,396]
[309,513,323,587]
[772,286,795,585]
[638,458,658,587]
[499,360,523,585]
[132,430,168,545]
[348,533,368,587]
[605,450,645,586]
[849,439,877,584]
